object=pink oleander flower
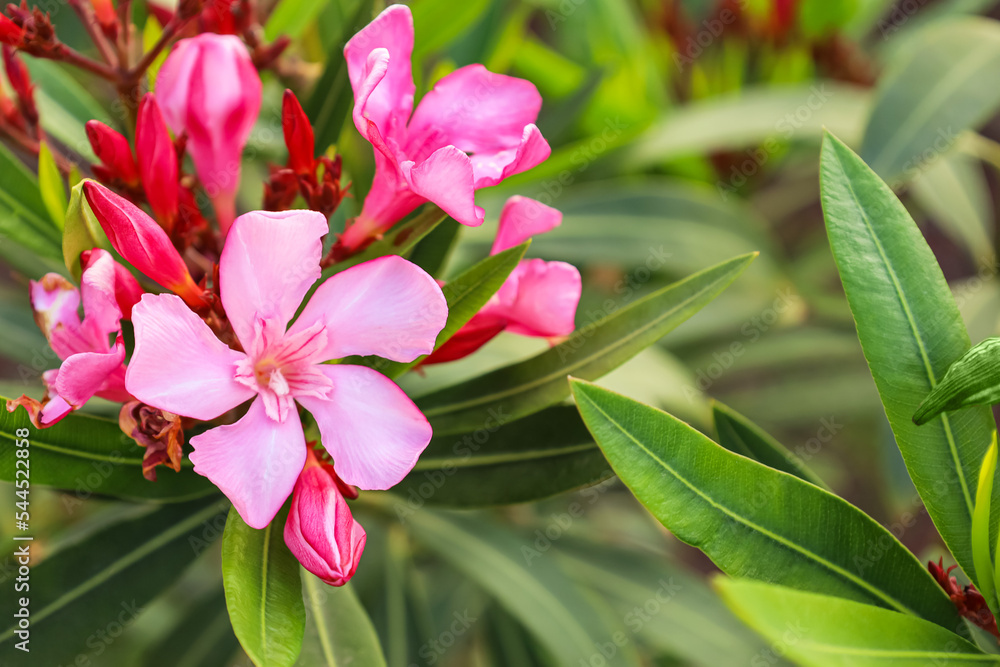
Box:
[125,209,448,529]
[156,33,262,235]
[84,181,209,309]
[423,196,581,365]
[285,448,366,586]
[8,249,142,426]
[340,4,550,251]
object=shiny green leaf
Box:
[37,142,66,229]
[915,338,1000,424]
[570,380,962,630]
[296,575,386,667]
[820,131,996,587]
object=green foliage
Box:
[222,506,306,667]
[915,338,1000,424]
[820,131,995,588]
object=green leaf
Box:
[860,18,1000,184]
[0,498,229,665]
[417,253,756,436]
[0,141,61,262]
[407,217,461,278]
[323,205,447,277]
[820,131,996,587]
[222,506,305,667]
[1,396,218,502]
[717,579,996,666]
[63,178,113,280]
[142,591,241,667]
[623,84,870,169]
[797,0,859,38]
[25,59,112,161]
[394,405,609,508]
[38,141,66,229]
[973,434,999,615]
[712,401,830,490]
[305,0,375,153]
[296,575,386,667]
[569,380,962,631]
[370,241,529,379]
[265,0,331,40]
[402,508,639,667]
[915,338,1000,424]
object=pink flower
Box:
[284,448,366,586]
[156,33,262,235]
[136,94,180,231]
[125,210,448,529]
[83,181,208,309]
[340,4,550,251]
[423,196,581,365]
[8,250,141,426]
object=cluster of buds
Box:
[86,94,210,246]
[264,90,346,218]
[1,3,56,54]
[928,558,999,639]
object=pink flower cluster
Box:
[9,4,582,587]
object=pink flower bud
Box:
[82,181,207,308]
[284,450,366,587]
[157,34,262,235]
[282,89,314,177]
[80,249,144,319]
[86,120,140,187]
[136,94,179,231]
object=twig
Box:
[67,0,118,67]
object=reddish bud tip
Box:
[282,89,315,177]
[86,120,140,186]
[0,14,24,46]
[83,181,205,308]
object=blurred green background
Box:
[5,0,1000,664]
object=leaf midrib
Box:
[581,392,920,618]
[835,154,974,516]
[800,642,995,661]
[422,263,741,418]
[304,573,338,667]
[411,442,596,471]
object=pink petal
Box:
[39,395,72,426]
[190,397,306,529]
[297,365,431,490]
[81,248,144,319]
[79,249,125,340]
[472,124,551,189]
[488,259,581,337]
[289,255,446,363]
[491,196,563,254]
[54,338,126,407]
[30,274,83,358]
[407,64,542,156]
[344,5,415,140]
[403,145,484,227]
[127,293,254,420]
[220,210,327,347]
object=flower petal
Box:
[127,293,253,420]
[488,259,581,337]
[54,338,126,407]
[290,255,446,363]
[419,312,507,365]
[79,249,125,340]
[491,196,563,254]
[297,365,431,490]
[344,4,415,138]
[472,124,551,189]
[403,145,484,227]
[190,397,306,529]
[408,64,542,156]
[220,210,327,347]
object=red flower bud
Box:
[0,14,24,46]
[86,120,140,187]
[135,94,179,232]
[2,45,35,125]
[282,89,315,177]
[89,0,118,40]
[83,181,206,308]
[284,449,366,587]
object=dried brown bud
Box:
[120,401,185,481]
